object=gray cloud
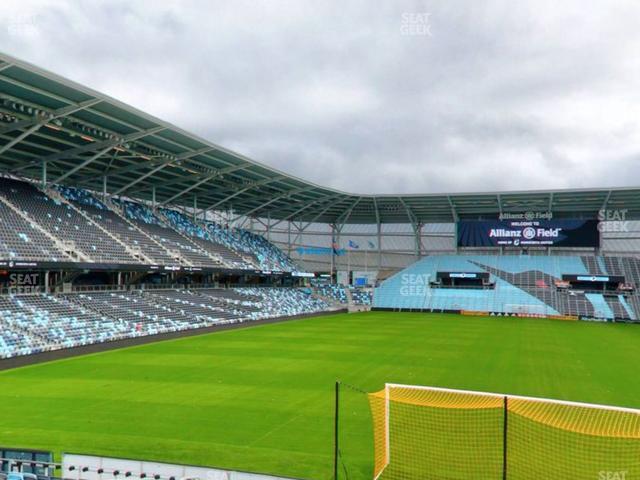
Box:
[2,0,640,194]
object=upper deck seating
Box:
[57,186,176,264]
[0,200,67,261]
[115,200,217,266]
[160,209,252,269]
[0,178,136,263]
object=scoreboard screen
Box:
[457,219,600,248]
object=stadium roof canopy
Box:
[1,51,639,225]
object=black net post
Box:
[334,380,340,480]
[503,395,508,480]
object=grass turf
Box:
[1,312,640,479]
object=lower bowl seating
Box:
[0,288,333,360]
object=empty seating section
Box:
[619,295,637,320]
[145,289,239,323]
[160,209,252,269]
[69,291,212,333]
[554,291,597,318]
[350,287,372,305]
[56,185,106,210]
[314,284,371,306]
[8,175,640,362]
[57,186,176,264]
[617,257,640,286]
[232,228,298,271]
[596,256,608,275]
[233,287,331,319]
[203,221,249,257]
[374,254,640,320]
[0,178,135,263]
[115,200,215,266]
[0,323,36,358]
[0,178,298,270]
[0,288,334,359]
[471,255,588,279]
[581,256,604,275]
[316,284,348,303]
[585,293,614,318]
[197,287,262,303]
[0,293,130,357]
[192,288,264,319]
[161,210,299,271]
[604,295,628,319]
[602,256,625,276]
[0,201,67,261]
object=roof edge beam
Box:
[335,196,362,226]
[0,98,102,136]
[398,197,418,226]
[202,175,287,211]
[160,172,218,205]
[0,122,44,156]
[230,187,308,222]
[52,144,115,184]
[10,125,165,174]
[447,195,459,222]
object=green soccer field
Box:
[1,311,640,480]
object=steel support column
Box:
[377,221,382,271]
[193,194,197,222]
[41,160,47,188]
[414,222,423,260]
[266,213,271,242]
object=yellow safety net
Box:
[368,385,640,480]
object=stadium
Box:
[2,6,640,480]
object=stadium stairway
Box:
[604,295,630,320]
[56,187,181,265]
[157,209,242,269]
[597,256,608,275]
[585,293,615,320]
[115,199,218,267]
[619,295,637,320]
[46,187,150,264]
[603,256,626,276]
[344,286,371,312]
[107,199,184,264]
[313,284,348,305]
[0,177,137,263]
[0,189,85,262]
[107,198,186,264]
[171,211,255,269]
[582,256,604,275]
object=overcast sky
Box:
[2,0,640,194]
